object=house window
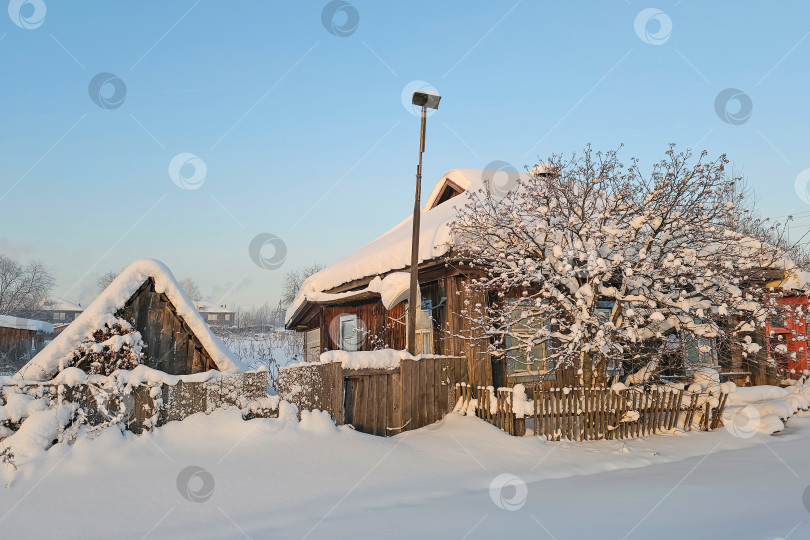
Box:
[594,300,622,377]
[415,329,433,355]
[306,327,321,362]
[54,312,65,321]
[338,314,358,351]
[406,299,434,354]
[207,313,218,322]
[224,314,231,322]
[682,332,717,372]
[504,299,551,377]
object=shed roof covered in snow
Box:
[0,314,53,333]
[194,300,235,314]
[17,259,246,381]
[285,168,535,326]
[39,297,83,312]
[285,166,810,328]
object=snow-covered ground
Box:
[1,403,809,539]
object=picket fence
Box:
[455,383,729,440]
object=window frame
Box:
[338,314,359,351]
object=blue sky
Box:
[2,0,809,309]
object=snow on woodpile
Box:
[0,315,53,333]
[16,259,246,381]
[286,168,534,324]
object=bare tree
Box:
[281,263,325,307]
[179,278,202,301]
[0,255,55,317]
[97,270,119,293]
[723,166,810,269]
[449,145,788,384]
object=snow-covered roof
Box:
[17,259,246,381]
[194,300,235,314]
[285,166,810,327]
[40,297,83,312]
[0,314,53,333]
[286,168,533,325]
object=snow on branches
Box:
[64,316,146,376]
[449,145,785,380]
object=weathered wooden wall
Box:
[319,301,406,352]
[442,274,491,387]
[118,278,216,375]
[294,266,492,387]
[0,327,46,370]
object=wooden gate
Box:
[344,371,397,437]
[280,355,468,436]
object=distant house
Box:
[38,297,84,325]
[766,292,810,375]
[194,300,236,327]
[0,315,53,373]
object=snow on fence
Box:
[455,383,729,440]
[278,354,469,436]
[0,369,277,444]
[454,384,525,436]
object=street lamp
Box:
[408,89,441,355]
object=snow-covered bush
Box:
[449,145,788,381]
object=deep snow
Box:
[1,404,809,539]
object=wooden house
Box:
[17,259,246,381]
[37,297,84,326]
[194,300,236,328]
[286,169,529,388]
[0,315,53,373]
[765,291,810,375]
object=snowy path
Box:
[1,408,808,539]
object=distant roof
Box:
[194,300,235,314]
[18,259,247,381]
[40,297,83,312]
[0,314,53,333]
[286,168,535,325]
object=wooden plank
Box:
[344,378,355,426]
[424,357,436,425]
[434,357,444,422]
[399,359,415,432]
[370,374,381,436]
[377,374,387,436]
[384,374,393,436]
[416,360,427,428]
[353,376,365,433]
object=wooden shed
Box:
[17,259,246,381]
[0,315,53,373]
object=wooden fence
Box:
[456,385,524,436]
[278,356,469,436]
[456,384,729,441]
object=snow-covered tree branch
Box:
[449,145,794,383]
